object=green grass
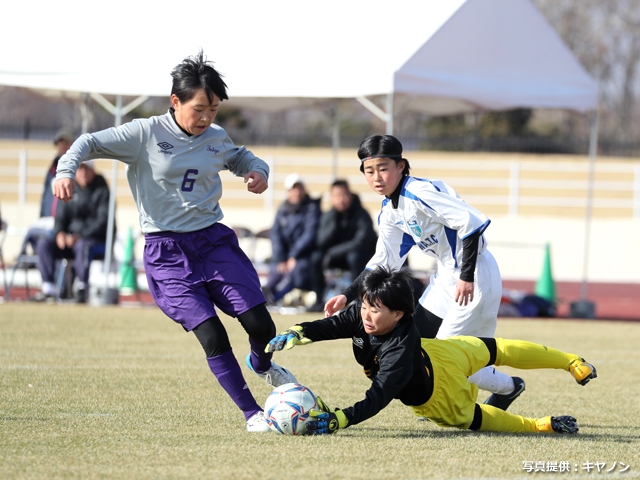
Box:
[1,304,639,479]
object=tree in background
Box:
[533,0,640,153]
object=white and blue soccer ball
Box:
[264,383,318,435]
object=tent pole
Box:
[101,95,122,304]
[331,102,340,180]
[579,109,599,300]
[386,93,394,135]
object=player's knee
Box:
[192,317,231,357]
[237,304,276,342]
[478,337,497,366]
[468,404,483,431]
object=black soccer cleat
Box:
[551,415,579,434]
[483,376,526,411]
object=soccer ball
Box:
[264,383,318,435]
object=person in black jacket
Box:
[266,267,597,435]
[33,161,113,303]
[308,180,377,312]
[264,174,321,303]
[19,131,75,257]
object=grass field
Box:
[1,304,639,479]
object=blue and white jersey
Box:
[366,176,490,275]
[56,110,269,233]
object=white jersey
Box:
[55,110,269,233]
[366,176,490,275]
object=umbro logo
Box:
[158,142,174,151]
[352,337,364,349]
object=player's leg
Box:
[238,304,297,388]
[414,338,578,434]
[144,229,267,431]
[492,338,597,385]
[199,224,297,388]
[424,254,522,407]
[34,234,61,298]
[192,318,267,431]
[473,403,579,434]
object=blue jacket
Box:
[270,195,321,262]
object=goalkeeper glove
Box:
[265,325,313,353]
[306,396,348,435]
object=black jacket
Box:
[299,302,433,426]
[271,195,321,262]
[316,194,377,260]
[40,156,60,217]
[54,173,113,242]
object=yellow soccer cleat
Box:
[569,358,597,386]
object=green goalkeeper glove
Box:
[306,395,348,435]
[265,325,313,353]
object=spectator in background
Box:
[33,161,112,303]
[20,130,75,256]
[264,173,321,304]
[308,179,377,312]
[42,131,74,218]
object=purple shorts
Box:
[143,223,266,331]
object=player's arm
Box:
[55,122,144,202]
[308,347,412,434]
[223,138,270,187]
[265,303,361,353]
[455,230,480,306]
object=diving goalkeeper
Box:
[266,266,597,435]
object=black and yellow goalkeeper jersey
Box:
[299,302,434,426]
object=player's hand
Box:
[306,408,348,435]
[244,171,267,194]
[324,294,347,317]
[53,178,75,202]
[315,395,332,413]
[265,325,312,352]
[454,280,474,306]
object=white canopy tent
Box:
[0,0,598,309]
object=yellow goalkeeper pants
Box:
[410,336,581,433]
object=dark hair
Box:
[331,179,350,191]
[359,266,415,316]
[357,134,411,175]
[171,50,229,104]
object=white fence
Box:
[1,145,639,219]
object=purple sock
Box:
[249,337,273,373]
[207,350,261,420]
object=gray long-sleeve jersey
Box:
[55,110,269,233]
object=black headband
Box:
[360,154,403,162]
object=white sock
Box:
[76,281,86,290]
[42,282,55,295]
[468,366,515,394]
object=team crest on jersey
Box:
[157,142,173,154]
[206,145,220,154]
[407,217,423,238]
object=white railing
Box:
[1,147,639,218]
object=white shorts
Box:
[419,249,502,339]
